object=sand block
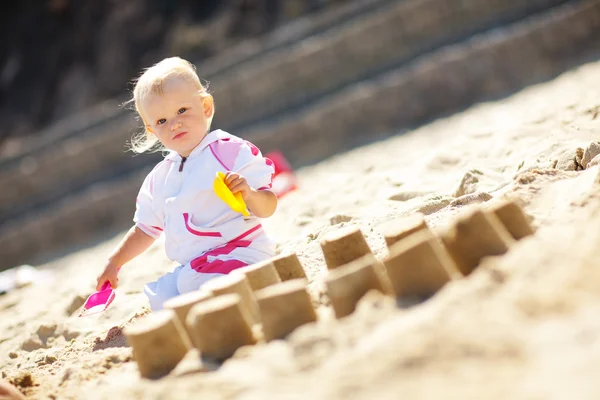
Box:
[202,274,260,325]
[383,230,458,299]
[488,199,534,240]
[186,294,256,361]
[233,260,281,291]
[124,309,192,379]
[320,226,372,270]
[441,208,514,276]
[169,348,218,377]
[255,279,317,341]
[325,253,389,318]
[270,252,307,281]
[164,290,213,340]
[376,212,428,247]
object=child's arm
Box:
[96,225,156,290]
[244,187,278,218]
[225,172,278,218]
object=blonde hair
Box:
[128,57,212,154]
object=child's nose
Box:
[170,120,182,131]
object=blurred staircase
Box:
[2,0,600,270]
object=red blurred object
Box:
[265,151,297,198]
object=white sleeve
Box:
[233,140,275,191]
[133,172,164,239]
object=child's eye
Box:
[178,107,187,114]
[157,118,166,125]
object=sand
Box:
[2,58,600,399]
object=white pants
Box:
[143,232,275,311]
[143,265,224,311]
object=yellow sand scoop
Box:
[213,172,250,217]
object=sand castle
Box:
[201,273,261,325]
[185,294,256,362]
[440,208,515,276]
[255,279,317,341]
[383,230,459,300]
[122,198,535,378]
[269,252,307,281]
[163,290,213,342]
[325,254,389,318]
[231,260,282,292]
[320,226,373,270]
[376,212,430,247]
[123,310,191,379]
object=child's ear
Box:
[203,95,214,118]
[145,124,154,134]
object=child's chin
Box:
[178,143,200,155]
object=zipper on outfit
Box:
[179,156,187,172]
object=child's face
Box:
[141,77,213,157]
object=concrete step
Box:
[241,0,600,167]
[1,0,393,166]
[0,0,570,226]
[210,0,572,131]
[0,0,393,225]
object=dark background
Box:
[0,0,337,147]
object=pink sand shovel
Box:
[79,281,116,317]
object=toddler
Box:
[96,57,277,311]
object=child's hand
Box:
[224,172,277,218]
[225,172,253,200]
[96,262,119,291]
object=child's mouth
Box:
[173,132,187,140]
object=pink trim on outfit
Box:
[209,139,242,171]
[202,259,248,274]
[190,240,251,273]
[189,224,263,274]
[183,213,223,237]
[136,222,163,238]
[210,145,229,170]
[230,223,262,241]
[245,141,260,156]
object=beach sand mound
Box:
[2,59,600,399]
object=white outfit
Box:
[134,129,276,310]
